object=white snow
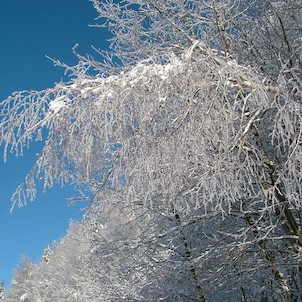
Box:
[46,42,194,115]
[49,96,67,114]
[20,292,28,302]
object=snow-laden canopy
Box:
[0,41,300,218]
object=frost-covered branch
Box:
[2,1,302,300]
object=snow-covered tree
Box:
[42,245,52,264]
[4,256,36,302]
[4,223,94,302]
[1,1,301,301]
[0,282,4,301]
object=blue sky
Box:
[0,0,109,287]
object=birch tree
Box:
[1,1,301,301]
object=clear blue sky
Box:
[0,0,109,287]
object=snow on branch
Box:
[0,41,297,212]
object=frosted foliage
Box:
[3,257,36,302]
[0,42,301,216]
[235,0,302,80]
[3,223,95,302]
[91,0,239,62]
[0,0,300,217]
[92,0,301,80]
[1,0,301,301]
